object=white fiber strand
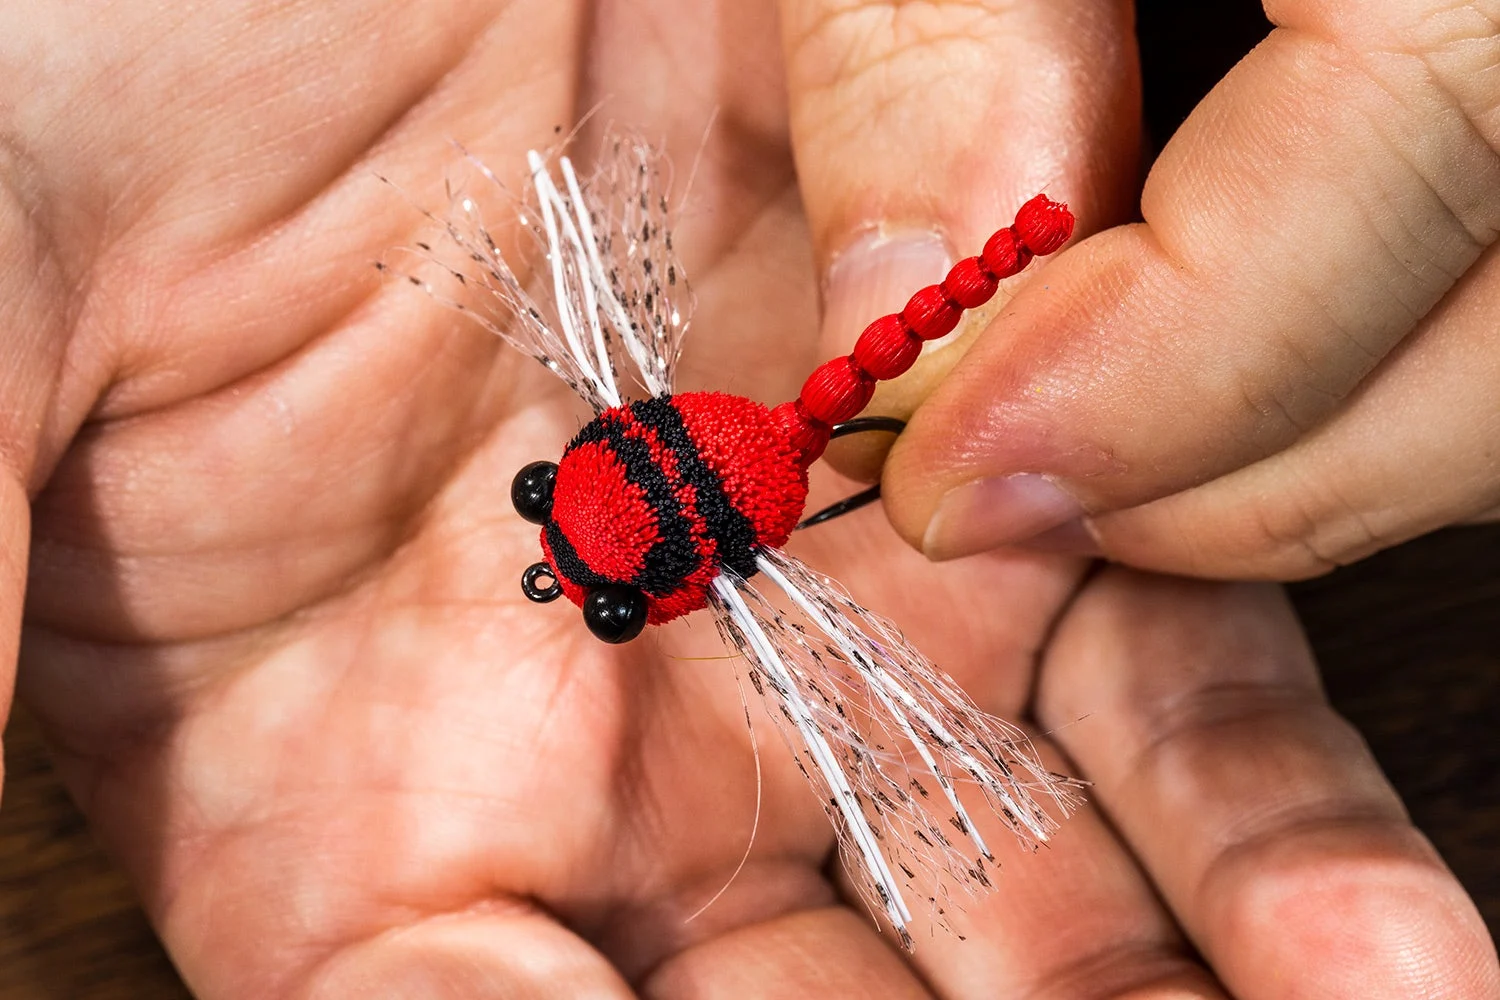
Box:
[374,168,614,412]
[581,133,690,395]
[710,552,1085,946]
[379,130,691,412]
[527,150,620,409]
[760,549,1083,845]
[711,575,916,947]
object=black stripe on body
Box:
[552,407,701,597]
[544,521,612,589]
[630,397,759,580]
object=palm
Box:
[15,0,1059,988]
[10,1,1493,997]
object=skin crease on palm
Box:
[0,0,1495,998]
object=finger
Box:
[0,152,82,791]
[851,740,1228,1000]
[644,907,932,999]
[790,549,1224,997]
[1037,571,1500,999]
[886,3,1500,560]
[778,0,1141,480]
[1056,240,1500,576]
[292,908,635,1000]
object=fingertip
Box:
[297,908,635,1000]
[878,245,1128,559]
[820,230,953,360]
[1010,515,1105,558]
[813,229,955,486]
[920,474,1085,562]
[1203,824,1500,999]
[642,907,930,1000]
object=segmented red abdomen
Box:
[540,392,807,625]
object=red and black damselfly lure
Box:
[381,133,1084,949]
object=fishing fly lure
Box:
[382,134,1084,949]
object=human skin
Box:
[0,1,1496,998]
[860,1,1500,579]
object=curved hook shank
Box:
[796,417,907,530]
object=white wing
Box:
[709,551,1083,949]
[574,131,691,396]
[379,131,691,411]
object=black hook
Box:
[795,416,907,530]
[522,562,564,603]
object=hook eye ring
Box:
[522,562,564,603]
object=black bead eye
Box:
[582,585,649,644]
[511,461,558,525]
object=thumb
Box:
[880,2,1500,574]
[779,0,1141,479]
[0,170,85,799]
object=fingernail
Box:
[923,474,1084,561]
[823,231,952,355]
[1013,516,1103,558]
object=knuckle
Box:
[1241,476,1395,577]
[1027,940,1213,997]
[1208,816,1445,931]
[1320,8,1500,245]
[1234,366,1326,445]
[1241,25,1500,375]
[1226,298,1391,456]
[1128,680,1330,779]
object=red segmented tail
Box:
[771,194,1075,467]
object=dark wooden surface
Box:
[1290,527,1500,929]
[2,526,1497,998]
[0,706,192,999]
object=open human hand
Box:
[845,1,1500,579]
[0,1,1495,997]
